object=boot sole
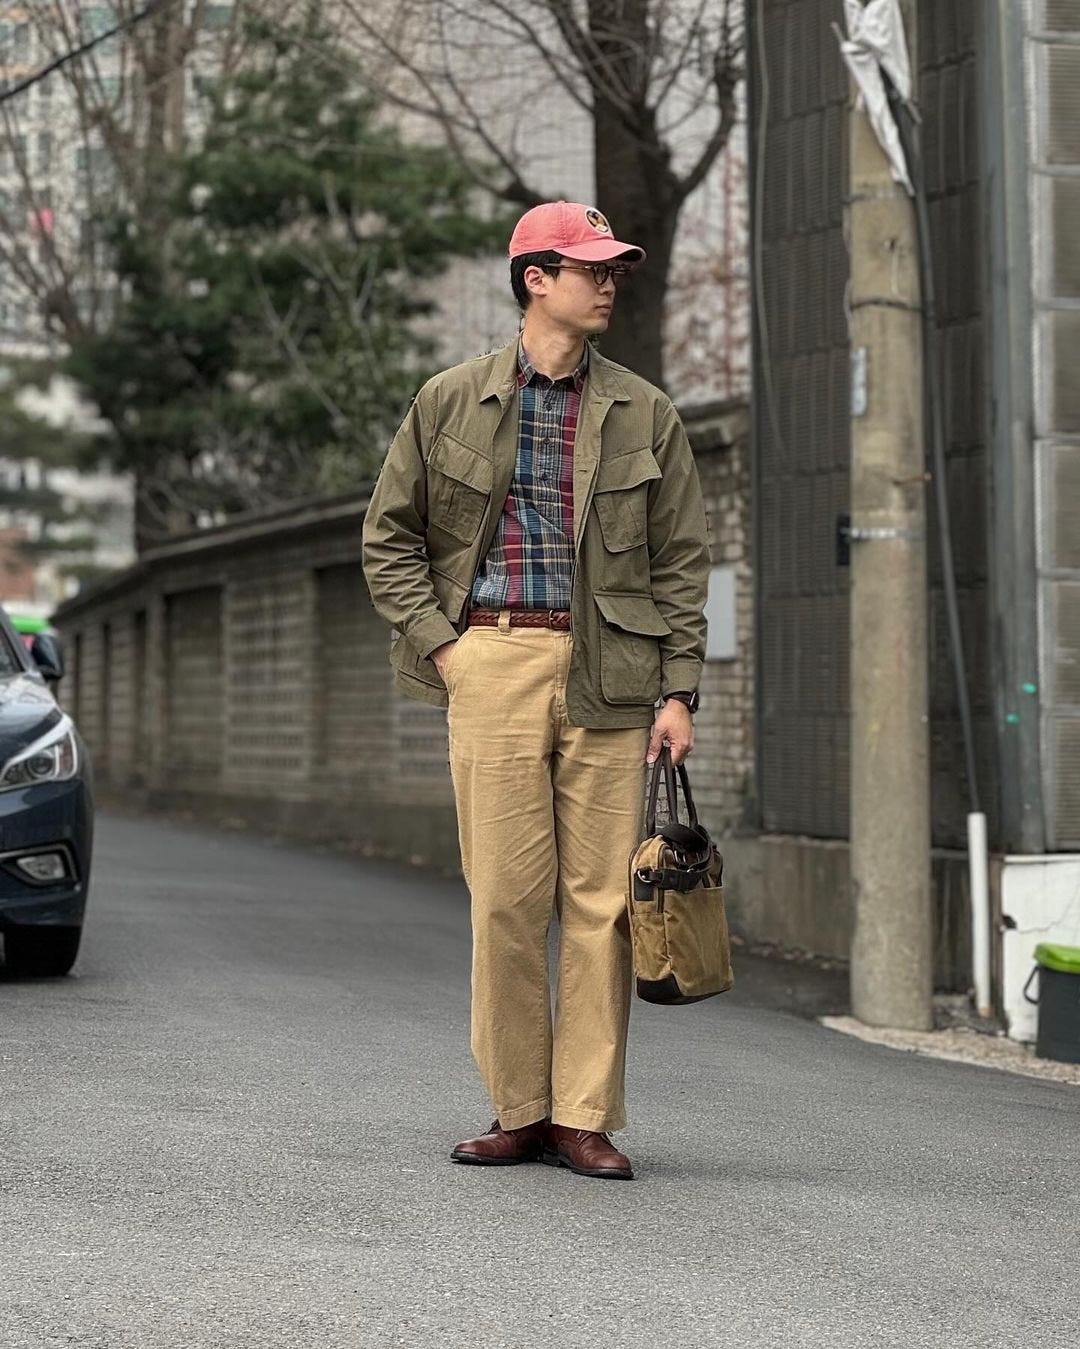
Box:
[449,1149,541,1166]
[541,1147,633,1180]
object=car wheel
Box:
[4,925,82,977]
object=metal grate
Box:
[1045,0,1080,28]
[1049,311,1080,431]
[1047,46,1080,164]
[1050,445,1080,569]
[1049,581,1080,707]
[1050,717,1080,846]
[1051,177,1080,297]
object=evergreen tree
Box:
[66,5,504,538]
[0,370,105,584]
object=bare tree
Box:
[0,1,278,543]
[329,0,743,388]
[0,2,255,348]
[665,136,749,402]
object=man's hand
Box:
[431,640,458,682]
[647,699,694,766]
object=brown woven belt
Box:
[467,608,572,631]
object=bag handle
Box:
[645,745,700,836]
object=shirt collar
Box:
[517,340,589,393]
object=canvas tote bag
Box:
[627,747,734,1005]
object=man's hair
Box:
[510,250,564,310]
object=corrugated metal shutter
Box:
[752,0,852,838]
[751,0,995,845]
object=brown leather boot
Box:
[450,1120,547,1166]
[543,1125,634,1179]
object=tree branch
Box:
[543,0,641,117]
[673,50,739,202]
[438,0,593,117]
[302,4,549,208]
[646,0,710,110]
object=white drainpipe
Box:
[968,812,992,1017]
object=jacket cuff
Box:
[660,658,702,700]
[409,611,460,659]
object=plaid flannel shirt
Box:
[470,342,588,610]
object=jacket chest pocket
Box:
[427,432,492,543]
[592,447,662,552]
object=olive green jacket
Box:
[361,339,709,728]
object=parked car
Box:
[0,607,93,976]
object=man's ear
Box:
[523,264,554,301]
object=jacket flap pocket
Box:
[594,447,662,494]
[428,433,492,492]
[390,630,443,688]
[594,590,672,636]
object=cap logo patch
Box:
[585,208,611,234]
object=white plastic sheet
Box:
[837,0,914,194]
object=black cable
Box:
[886,76,982,816]
[0,0,180,105]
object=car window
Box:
[0,622,26,675]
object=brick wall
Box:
[691,405,755,828]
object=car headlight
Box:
[0,716,79,790]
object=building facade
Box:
[748,0,1080,1028]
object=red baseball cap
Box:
[508,200,646,264]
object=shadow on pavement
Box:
[726,946,850,1019]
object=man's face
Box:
[525,259,618,335]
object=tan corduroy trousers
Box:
[445,618,649,1133]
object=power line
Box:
[0,0,181,105]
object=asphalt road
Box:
[1,812,1076,1349]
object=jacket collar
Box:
[479,337,632,406]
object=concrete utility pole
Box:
[847,1,933,1030]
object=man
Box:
[362,200,709,1180]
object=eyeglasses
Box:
[550,262,635,287]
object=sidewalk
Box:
[822,1013,1080,1087]
[731,938,1080,1088]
